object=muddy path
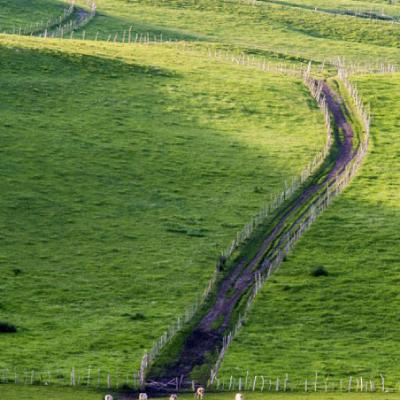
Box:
[147,81,355,390]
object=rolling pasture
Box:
[71,0,400,64]
[0,34,326,376]
[1,0,400,397]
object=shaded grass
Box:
[0,36,325,374]
[218,73,400,385]
[0,0,68,32]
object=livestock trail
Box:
[145,80,361,391]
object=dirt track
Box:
[147,81,355,390]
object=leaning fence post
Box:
[381,375,385,392]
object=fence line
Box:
[329,57,399,76]
[2,0,75,36]
[210,68,370,383]
[2,0,96,38]
[231,0,399,25]
[208,373,392,393]
[9,26,399,79]
[0,367,140,390]
[38,0,96,39]
[2,367,398,393]
[138,67,333,385]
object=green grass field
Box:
[67,0,400,65]
[0,34,326,375]
[261,0,400,16]
[218,73,400,384]
[0,0,69,32]
[1,0,400,397]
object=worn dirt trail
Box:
[147,82,355,390]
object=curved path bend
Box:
[146,81,356,390]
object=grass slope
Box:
[218,73,400,385]
[262,0,400,16]
[0,0,68,32]
[0,35,326,375]
[68,0,400,64]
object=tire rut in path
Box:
[148,81,354,390]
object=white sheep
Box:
[139,393,148,400]
[195,387,205,400]
[235,393,244,400]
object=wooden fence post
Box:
[252,376,257,391]
[70,368,75,386]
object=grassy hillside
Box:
[68,0,400,65]
[218,73,400,385]
[0,35,326,375]
[2,0,400,394]
[0,0,69,32]
[263,0,400,16]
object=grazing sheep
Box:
[104,395,113,400]
[139,393,148,400]
[195,387,205,400]
[235,393,244,400]
[170,394,178,400]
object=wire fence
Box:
[231,0,400,24]
[2,367,399,394]
[1,0,96,38]
[1,1,75,36]
[0,367,140,390]
[138,69,333,386]
[208,373,396,393]
[209,67,370,384]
